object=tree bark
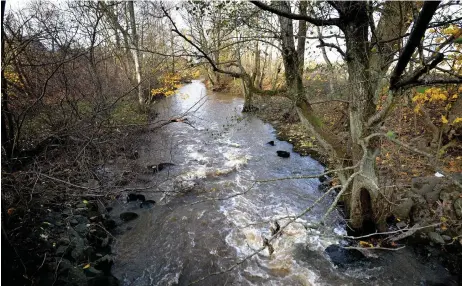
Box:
[343,8,381,229]
[1,1,16,159]
[127,1,145,106]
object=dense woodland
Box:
[1,0,462,285]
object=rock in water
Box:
[148,162,175,173]
[127,193,145,202]
[119,212,139,222]
[325,245,365,267]
[428,232,445,245]
[276,151,290,158]
[140,200,156,209]
[267,141,275,146]
[318,175,329,183]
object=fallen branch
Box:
[343,222,441,241]
[343,246,406,251]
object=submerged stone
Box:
[325,244,365,267]
[119,212,139,222]
[140,200,156,209]
[127,193,145,202]
[267,140,275,146]
[148,162,176,173]
[276,151,290,158]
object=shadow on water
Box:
[111,80,457,286]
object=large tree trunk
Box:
[342,5,382,231]
[241,78,255,112]
[346,2,413,231]
[276,0,347,180]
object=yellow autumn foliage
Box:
[441,115,449,124]
[413,85,461,127]
[150,68,201,99]
[412,87,451,113]
[442,25,462,37]
[151,73,182,97]
[4,70,23,87]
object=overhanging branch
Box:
[389,1,441,89]
[250,1,341,26]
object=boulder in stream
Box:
[325,244,365,267]
[148,162,176,173]
[127,193,145,202]
[140,200,156,209]
[120,212,139,222]
[276,151,290,158]
[318,175,329,183]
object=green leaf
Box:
[386,131,396,139]
[416,86,429,94]
[454,37,462,44]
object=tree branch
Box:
[389,1,441,89]
[250,1,341,26]
[162,6,242,78]
[316,41,347,59]
[393,52,444,89]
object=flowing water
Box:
[111,81,456,286]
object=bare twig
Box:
[35,172,99,190]
[343,246,406,251]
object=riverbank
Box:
[1,144,141,286]
[1,103,153,285]
[253,94,461,283]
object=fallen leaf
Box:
[359,241,374,248]
[83,264,90,269]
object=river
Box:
[110,80,456,286]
